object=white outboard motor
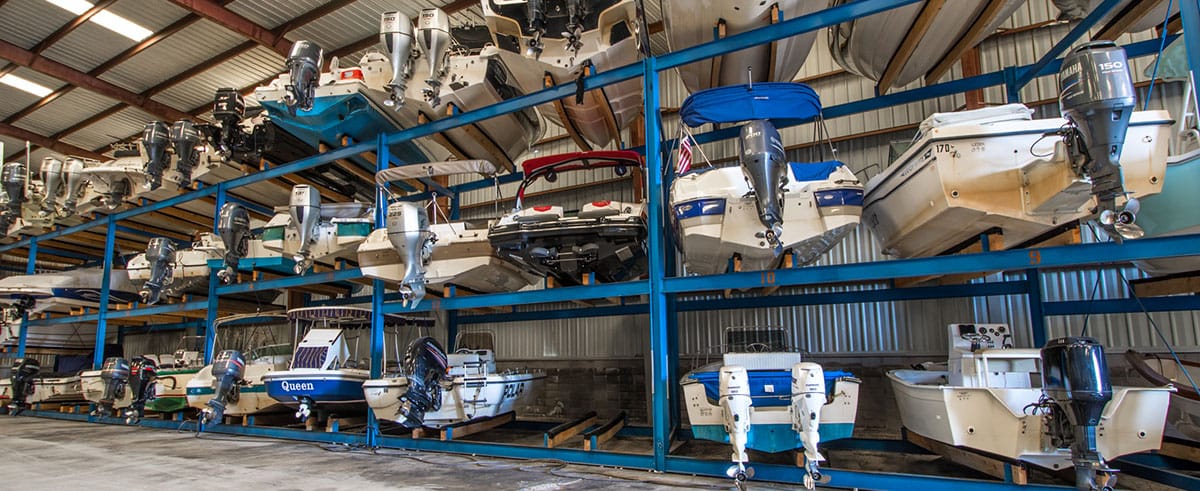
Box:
[387,200,432,307]
[739,119,788,254]
[170,120,201,187]
[380,11,415,107]
[415,8,451,105]
[139,237,177,305]
[0,161,27,232]
[1040,336,1117,491]
[62,157,85,214]
[284,40,324,115]
[38,156,63,217]
[216,202,250,282]
[719,365,754,485]
[142,121,170,191]
[1059,41,1139,240]
[792,362,826,490]
[94,356,130,418]
[288,185,322,273]
[200,349,246,427]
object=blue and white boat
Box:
[1132,147,1200,276]
[0,267,140,315]
[680,326,860,489]
[669,82,863,275]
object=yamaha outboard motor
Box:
[380,11,415,107]
[288,185,322,274]
[415,8,451,105]
[1040,337,1116,491]
[739,119,788,254]
[1059,41,1139,240]
[200,349,245,427]
[284,40,323,115]
[170,120,202,187]
[387,201,432,307]
[396,336,448,428]
[8,358,40,414]
[62,157,85,214]
[125,356,157,424]
[38,156,63,217]
[216,202,250,282]
[1,161,27,232]
[95,356,130,417]
[139,237,177,305]
[141,121,170,191]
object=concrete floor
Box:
[0,417,740,491]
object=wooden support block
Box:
[544,411,598,448]
[305,416,318,432]
[583,412,626,451]
[412,427,427,439]
[1158,438,1200,463]
[904,428,1028,484]
[441,411,515,441]
[723,257,742,298]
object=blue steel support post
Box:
[446,310,458,351]
[203,185,226,364]
[16,239,37,358]
[1182,0,1200,90]
[643,57,670,471]
[660,122,680,435]
[1027,268,1047,347]
[94,217,117,369]
[212,183,226,233]
[367,133,390,448]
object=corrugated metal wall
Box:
[448,0,1198,360]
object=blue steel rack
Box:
[8,0,1200,489]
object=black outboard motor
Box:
[396,336,448,428]
[739,119,788,254]
[9,358,40,415]
[139,237,177,305]
[209,88,273,163]
[170,120,201,187]
[95,357,130,417]
[1058,41,1139,240]
[125,356,157,424]
[141,121,170,191]
[200,350,246,427]
[1,161,27,232]
[1040,337,1117,491]
[216,202,250,283]
[284,40,323,115]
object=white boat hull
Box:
[80,369,133,410]
[186,363,289,417]
[0,375,85,406]
[357,223,538,293]
[364,372,542,428]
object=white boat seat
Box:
[918,103,1033,135]
[723,352,804,371]
[514,205,563,223]
[578,200,623,219]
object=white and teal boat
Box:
[187,312,293,424]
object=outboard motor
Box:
[1,161,27,232]
[62,158,85,214]
[738,119,788,254]
[284,40,323,115]
[216,202,250,282]
[141,121,170,191]
[387,201,432,307]
[719,365,754,485]
[125,356,158,424]
[380,11,415,107]
[792,363,826,490]
[396,336,448,428]
[95,357,130,417]
[524,0,548,58]
[170,120,202,186]
[1059,41,1139,240]
[139,237,177,305]
[38,157,63,217]
[1040,337,1117,491]
[8,358,40,414]
[288,185,322,274]
[415,8,451,105]
[563,0,587,55]
[200,349,246,426]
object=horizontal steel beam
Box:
[168,0,292,56]
[379,281,651,314]
[216,267,364,295]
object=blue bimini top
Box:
[679,82,822,127]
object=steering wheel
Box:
[745,342,772,353]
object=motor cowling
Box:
[396,336,448,428]
[170,120,201,187]
[386,200,432,307]
[1040,336,1115,491]
[126,356,157,422]
[289,185,322,272]
[62,158,85,214]
[380,11,414,107]
[217,202,250,282]
[415,8,451,103]
[99,357,131,415]
[9,357,41,412]
[792,362,826,483]
[38,157,63,217]
[202,349,246,425]
[142,121,170,191]
[140,237,177,305]
[738,120,788,253]
[284,40,323,114]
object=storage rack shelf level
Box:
[5,0,1200,489]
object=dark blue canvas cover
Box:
[679,82,822,127]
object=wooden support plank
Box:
[545,411,598,448]
[442,411,515,441]
[765,4,779,82]
[904,428,1028,485]
[418,112,471,162]
[1158,438,1200,463]
[925,0,1012,85]
[878,0,946,94]
[1132,272,1200,298]
[708,20,726,90]
[583,411,625,451]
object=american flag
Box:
[676,131,693,175]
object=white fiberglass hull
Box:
[364,371,542,428]
[0,375,85,406]
[888,369,1172,469]
[357,224,538,293]
[661,0,821,93]
[186,363,289,417]
[864,110,1172,258]
[80,369,133,410]
[127,248,218,299]
[671,163,862,275]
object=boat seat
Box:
[578,200,623,219]
[918,103,1033,135]
[514,205,563,223]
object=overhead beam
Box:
[1096,0,1167,41]
[878,0,945,94]
[0,122,107,160]
[924,0,1011,85]
[0,39,190,121]
[31,0,119,53]
[271,0,357,36]
[168,0,292,56]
